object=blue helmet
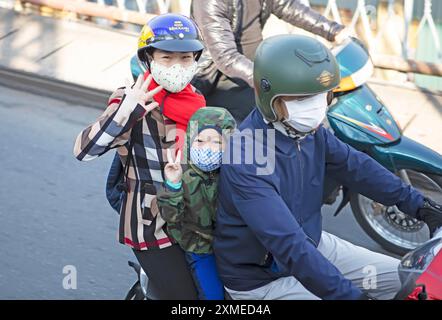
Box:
[137,13,204,68]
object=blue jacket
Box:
[213,108,424,300]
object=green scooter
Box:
[326,38,442,255]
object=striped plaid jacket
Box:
[74,87,179,250]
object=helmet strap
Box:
[263,115,310,140]
[277,120,315,140]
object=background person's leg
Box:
[225,276,320,300]
[227,232,400,300]
[318,232,401,300]
[133,245,198,300]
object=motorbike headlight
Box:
[400,238,442,271]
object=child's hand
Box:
[164,149,182,184]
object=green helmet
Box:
[254,34,341,122]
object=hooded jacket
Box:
[157,107,236,254]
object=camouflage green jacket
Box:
[157,107,236,254]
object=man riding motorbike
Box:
[213,34,442,300]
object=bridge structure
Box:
[0,3,440,154]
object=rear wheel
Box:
[350,170,442,256]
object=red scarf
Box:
[143,71,205,154]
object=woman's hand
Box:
[124,74,163,115]
[164,148,183,184]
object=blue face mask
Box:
[190,147,223,172]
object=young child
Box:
[157,107,236,300]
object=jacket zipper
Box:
[295,140,303,224]
[296,140,303,187]
[296,140,318,248]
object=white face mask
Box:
[282,92,328,133]
[150,60,198,93]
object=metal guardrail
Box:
[2,0,440,78]
[320,0,441,61]
[84,0,442,64]
[19,0,156,25]
[371,53,442,77]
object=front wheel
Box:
[125,281,146,300]
[350,170,442,256]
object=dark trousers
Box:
[133,244,198,300]
[185,252,224,300]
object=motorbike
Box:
[124,228,442,300]
[124,261,160,300]
[326,38,442,256]
[128,37,442,256]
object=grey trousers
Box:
[226,232,401,300]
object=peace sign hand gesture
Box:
[164,149,182,184]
